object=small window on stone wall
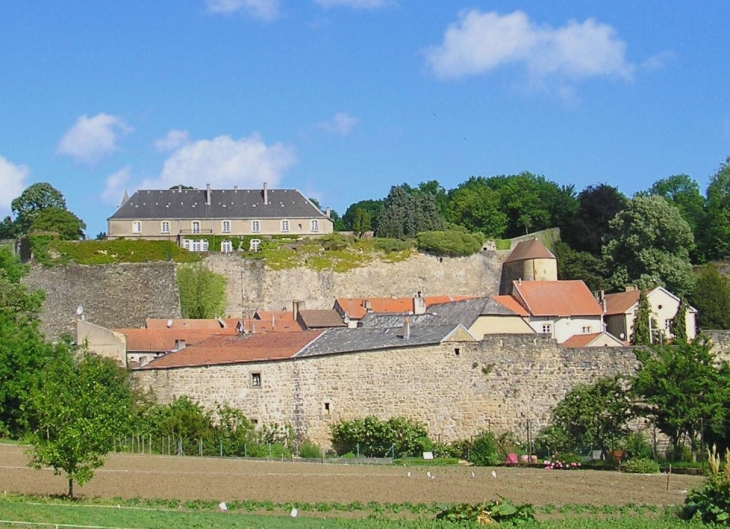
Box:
[454,347,460,356]
[324,401,331,415]
[251,372,261,387]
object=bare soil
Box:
[0,444,701,506]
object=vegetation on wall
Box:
[177,264,227,319]
[29,238,201,265]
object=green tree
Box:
[553,241,609,292]
[691,264,730,330]
[351,208,372,238]
[631,290,655,346]
[602,195,695,296]
[645,174,705,239]
[11,183,67,235]
[417,180,449,216]
[328,210,346,231]
[0,216,17,239]
[632,339,726,460]
[445,182,507,237]
[563,184,628,256]
[546,376,632,456]
[23,352,136,497]
[702,157,730,260]
[177,265,227,319]
[342,199,383,232]
[416,229,484,257]
[376,185,445,238]
[29,207,86,240]
[671,297,689,343]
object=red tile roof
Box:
[603,290,641,316]
[562,332,627,348]
[145,318,241,329]
[117,328,239,352]
[336,295,476,320]
[504,239,555,263]
[139,330,325,369]
[254,310,295,322]
[145,317,302,334]
[491,295,529,317]
[513,280,602,317]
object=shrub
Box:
[683,446,730,524]
[330,416,430,457]
[468,430,501,467]
[318,233,352,251]
[436,497,535,524]
[622,458,660,474]
[373,238,414,253]
[299,440,322,459]
[416,230,484,257]
[624,432,654,460]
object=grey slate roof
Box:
[295,324,470,358]
[427,297,518,327]
[108,188,328,220]
[358,312,449,328]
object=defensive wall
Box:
[23,251,506,340]
[133,335,639,449]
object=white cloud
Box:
[0,156,30,215]
[154,129,191,152]
[205,0,280,21]
[425,10,634,85]
[101,166,132,206]
[316,112,360,136]
[314,0,389,9]
[57,113,133,165]
[140,134,296,190]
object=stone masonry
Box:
[133,335,639,449]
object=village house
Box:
[602,286,697,344]
[107,183,333,252]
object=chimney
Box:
[518,278,522,286]
[293,300,299,321]
[177,185,182,192]
[272,314,276,328]
[403,317,411,340]
[263,182,268,205]
[325,207,331,218]
[413,292,426,315]
[174,339,186,351]
[233,185,238,190]
[206,184,211,205]
[362,299,372,312]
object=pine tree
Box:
[671,297,689,343]
[631,290,656,345]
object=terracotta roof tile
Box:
[298,310,346,329]
[491,295,529,317]
[117,328,238,352]
[335,295,476,320]
[139,330,325,369]
[562,332,627,348]
[145,318,242,329]
[504,239,555,263]
[603,290,641,316]
[513,280,602,317]
[254,310,295,322]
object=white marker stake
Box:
[219,502,227,512]
[491,471,497,479]
[291,508,298,518]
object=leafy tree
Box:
[376,185,445,238]
[11,183,66,235]
[95,232,107,241]
[328,209,346,231]
[177,265,227,319]
[632,339,726,460]
[417,180,449,216]
[351,208,372,238]
[564,184,628,256]
[445,182,507,237]
[342,199,383,232]
[702,157,730,260]
[691,264,730,330]
[545,376,632,456]
[671,297,689,343]
[29,207,86,240]
[308,197,322,210]
[553,241,609,292]
[645,174,705,241]
[602,195,695,296]
[23,352,136,497]
[169,184,194,190]
[0,216,17,239]
[631,290,656,346]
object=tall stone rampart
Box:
[205,250,507,317]
[133,336,638,448]
[23,262,181,340]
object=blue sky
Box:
[1,1,729,236]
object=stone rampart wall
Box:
[23,262,181,340]
[205,250,507,317]
[133,336,638,448]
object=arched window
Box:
[161,221,170,234]
[132,221,141,234]
[251,220,260,233]
[281,220,289,233]
[222,220,231,233]
[192,221,200,234]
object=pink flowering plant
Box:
[544,453,582,470]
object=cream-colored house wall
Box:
[616,290,696,344]
[528,316,603,344]
[108,216,333,240]
[76,320,127,367]
[468,315,534,339]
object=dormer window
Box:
[132,221,141,234]
[192,221,200,234]
[252,220,260,233]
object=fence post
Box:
[199,438,203,457]
[244,444,247,458]
[356,443,359,458]
[220,440,223,458]
[269,443,272,460]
